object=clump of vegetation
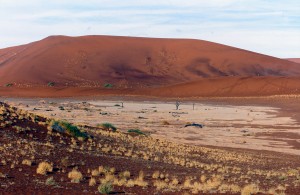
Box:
[103,83,113,88]
[5,83,13,87]
[50,120,89,139]
[58,106,65,110]
[98,182,113,194]
[89,177,97,186]
[47,82,55,87]
[241,184,260,195]
[120,171,130,179]
[36,162,53,175]
[127,129,147,136]
[68,169,83,183]
[100,123,117,132]
[22,159,33,166]
[45,176,56,186]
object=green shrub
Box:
[98,182,113,194]
[47,82,55,87]
[100,123,117,132]
[103,83,113,88]
[127,129,146,136]
[51,120,88,139]
[45,176,56,186]
[5,83,13,87]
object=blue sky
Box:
[0,0,299,57]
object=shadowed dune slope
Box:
[0,35,300,97]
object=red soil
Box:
[0,35,300,97]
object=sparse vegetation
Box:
[241,184,259,195]
[36,162,53,175]
[103,83,113,88]
[98,182,113,194]
[127,129,147,135]
[50,120,89,139]
[22,159,32,166]
[100,123,117,132]
[5,83,13,87]
[45,176,56,186]
[89,177,97,186]
[0,100,299,194]
[47,82,55,87]
[68,169,83,183]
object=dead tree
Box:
[175,100,181,110]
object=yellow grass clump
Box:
[241,184,259,195]
[68,169,83,183]
[89,177,97,186]
[36,162,53,175]
[22,159,32,166]
[91,169,100,177]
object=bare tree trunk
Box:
[175,100,180,110]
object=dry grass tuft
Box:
[241,184,259,195]
[68,169,83,183]
[22,159,32,166]
[89,177,97,186]
[36,162,53,175]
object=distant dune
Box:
[0,35,300,97]
[287,58,300,64]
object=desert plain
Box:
[3,97,300,155]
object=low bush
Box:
[127,129,147,136]
[45,176,56,186]
[50,120,89,139]
[5,83,13,87]
[68,169,83,183]
[47,82,55,87]
[100,123,117,132]
[103,83,113,88]
[36,162,53,175]
[98,182,113,194]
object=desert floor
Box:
[3,96,300,156]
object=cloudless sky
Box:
[0,0,299,58]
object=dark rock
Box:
[184,123,204,128]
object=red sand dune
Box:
[0,35,300,97]
[287,58,300,64]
